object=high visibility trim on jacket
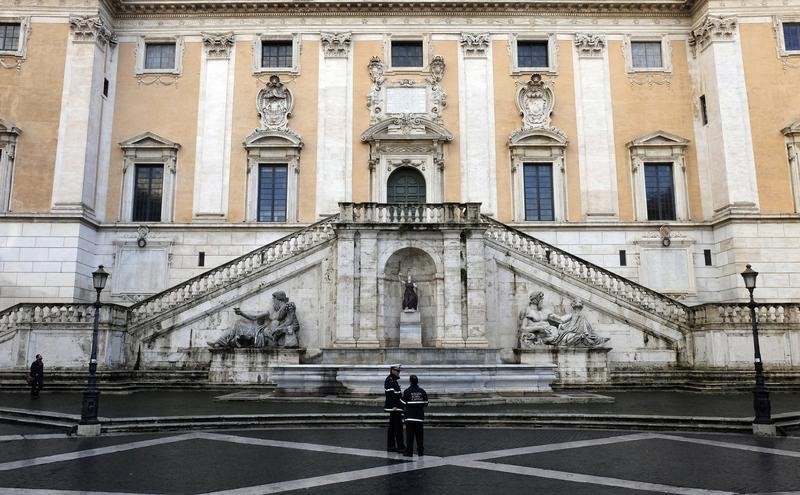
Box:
[405,401,428,405]
[404,418,424,422]
[384,408,403,412]
[385,388,401,393]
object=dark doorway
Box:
[387,167,426,203]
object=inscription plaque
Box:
[386,87,427,114]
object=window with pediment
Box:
[119,132,180,223]
[627,131,690,222]
[0,118,20,211]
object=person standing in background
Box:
[402,374,428,457]
[384,364,405,453]
[29,354,44,398]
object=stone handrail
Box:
[340,202,483,224]
[0,303,129,343]
[482,216,691,325]
[691,303,800,325]
[128,214,339,326]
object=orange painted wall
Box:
[228,39,319,223]
[107,41,201,222]
[0,23,68,212]
[492,39,581,222]
[351,40,380,203]
[433,40,461,201]
[740,22,799,214]
[608,40,701,221]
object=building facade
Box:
[1,0,800,376]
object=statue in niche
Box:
[399,271,418,311]
[518,292,609,348]
[207,291,300,348]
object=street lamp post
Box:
[78,265,109,436]
[740,264,776,436]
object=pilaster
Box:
[572,33,619,221]
[334,229,357,346]
[441,229,464,345]
[51,16,116,217]
[458,33,497,215]
[690,16,759,218]
[464,228,488,347]
[193,33,235,220]
[356,230,380,347]
[315,32,352,217]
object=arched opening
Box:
[386,167,426,203]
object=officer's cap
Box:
[390,364,402,371]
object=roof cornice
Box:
[109,0,695,19]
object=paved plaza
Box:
[1,426,800,494]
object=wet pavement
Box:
[2,390,800,418]
[0,427,799,494]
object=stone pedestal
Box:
[208,348,304,383]
[514,347,611,384]
[399,310,422,347]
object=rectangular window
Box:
[699,95,708,125]
[517,40,549,68]
[523,163,554,221]
[784,22,800,51]
[703,249,713,266]
[133,165,163,222]
[261,41,293,68]
[144,43,176,70]
[0,23,20,52]
[631,41,663,68]
[619,250,627,266]
[391,41,423,68]
[258,164,288,222]
[644,163,676,221]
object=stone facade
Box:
[1,0,800,385]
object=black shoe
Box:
[403,452,413,457]
[396,447,406,453]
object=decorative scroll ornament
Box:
[426,55,447,123]
[460,33,490,57]
[257,75,294,131]
[321,32,352,58]
[428,55,445,83]
[389,114,425,135]
[574,33,606,57]
[202,32,234,59]
[69,15,116,46]
[367,56,385,123]
[689,16,737,55]
[516,74,555,130]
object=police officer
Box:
[402,374,428,457]
[383,364,405,453]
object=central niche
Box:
[380,247,440,347]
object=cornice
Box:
[108,0,694,19]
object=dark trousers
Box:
[30,375,43,396]
[387,411,405,450]
[404,421,424,456]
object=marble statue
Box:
[207,291,300,348]
[518,292,609,348]
[399,272,418,311]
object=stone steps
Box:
[554,369,800,392]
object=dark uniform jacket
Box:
[384,374,404,412]
[401,384,428,422]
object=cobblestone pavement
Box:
[1,427,799,494]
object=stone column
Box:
[572,34,619,221]
[51,16,115,216]
[356,230,380,347]
[193,33,235,220]
[315,33,352,217]
[441,229,464,346]
[464,228,488,347]
[690,16,759,217]
[334,229,357,346]
[458,33,497,215]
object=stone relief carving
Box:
[207,291,300,348]
[69,15,116,46]
[202,32,234,59]
[689,16,737,55]
[257,75,294,132]
[366,55,446,125]
[460,33,490,57]
[321,32,351,58]
[574,33,606,57]
[426,55,447,123]
[515,74,556,131]
[518,292,609,348]
[367,56,385,123]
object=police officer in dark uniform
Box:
[402,374,428,457]
[383,364,405,453]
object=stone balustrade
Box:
[128,214,339,326]
[0,303,129,345]
[483,217,691,326]
[339,202,483,224]
[691,303,800,326]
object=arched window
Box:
[387,167,426,203]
